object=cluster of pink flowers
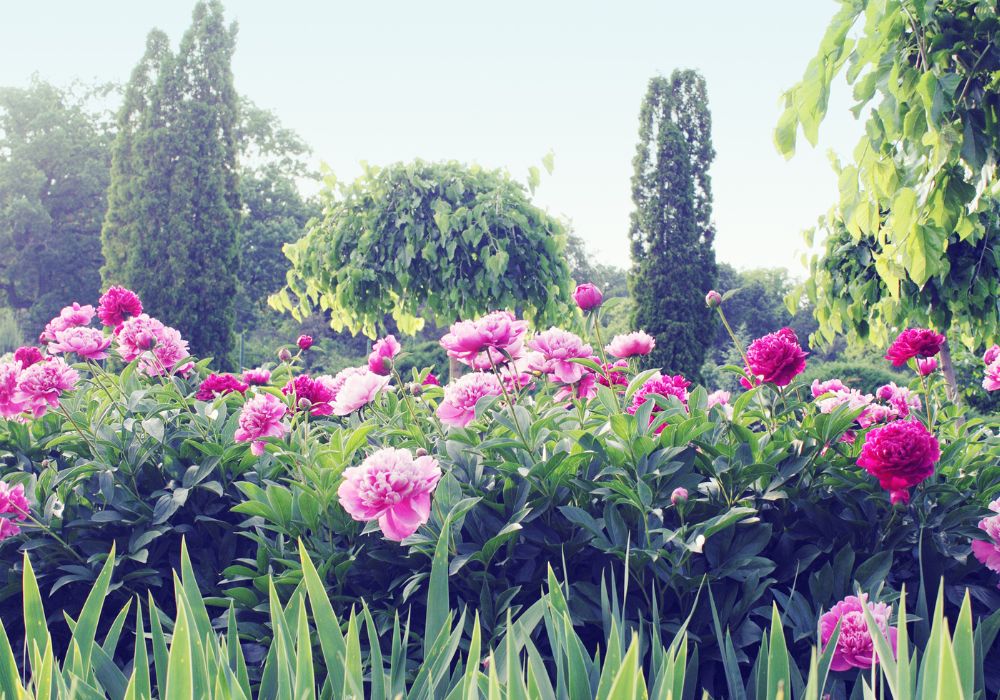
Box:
[116,314,193,377]
[982,344,1000,392]
[234,393,289,456]
[0,355,79,420]
[856,419,940,505]
[972,498,1000,578]
[196,373,249,401]
[820,594,897,671]
[742,327,807,388]
[0,481,30,542]
[884,328,945,368]
[39,303,95,344]
[811,378,921,436]
[627,373,691,434]
[338,447,442,541]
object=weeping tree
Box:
[270,160,573,372]
[628,71,717,378]
[777,0,1000,398]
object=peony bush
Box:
[0,285,998,694]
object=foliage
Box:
[270,160,574,339]
[777,0,1000,357]
[629,71,717,378]
[0,308,24,354]
[101,1,241,367]
[0,79,112,332]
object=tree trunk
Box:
[449,355,463,383]
[939,339,960,404]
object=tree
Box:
[0,79,112,332]
[628,71,717,378]
[271,160,573,338]
[102,1,240,366]
[777,0,1000,396]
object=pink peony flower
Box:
[422,373,440,387]
[332,371,390,415]
[554,371,597,401]
[13,357,79,418]
[885,328,945,367]
[437,372,503,428]
[139,325,192,377]
[984,345,1000,366]
[0,482,30,520]
[0,361,27,420]
[283,375,336,416]
[605,331,655,359]
[234,392,289,456]
[857,420,940,504]
[242,368,271,386]
[670,487,689,505]
[627,373,690,434]
[972,499,1000,575]
[13,347,44,369]
[368,335,401,376]
[857,403,895,430]
[337,447,442,541]
[811,378,849,398]
[916,357,937,376]
[705,290,722,308]
[527,328,593,384]
[743,327,807,387]
[706,390,733,419]
[196,374,249,401]
[116,314,164,362]
[572,283,603,311]
[0,518,20,543]
[816,388,873,415]
[97,286,143,331]
[48,327,112,361]
[820,595,898,672]
[876,382,921,418]
[440,311,527,365]
[984,358,1000,392]
[297,335,313,351]
[597,360,629,388]
[39,303,96,344]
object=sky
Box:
[0,0,861,275]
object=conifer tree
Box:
[628,71,717,378]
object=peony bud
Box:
[278,348,292,362]
[705,290,722,308]
[916,357,937,376]
[297,335,313,351]
[670,487,689,505]
[297,397,313,411]
[415,448,429,457]
[408,382,423,396]
[572,283,603,311]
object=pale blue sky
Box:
[0,1,859,274]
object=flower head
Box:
[40,303,96,344]
[13,346,44,369]
[97,286,143,331]
[440,311,527,365]
[332,371,390,415]
[0,518,20,543]
[605,331,655,359]
[573,283,603,311]
[0,482,30,521]
[283,374,336,416]
[116,315,164,362]
[972,499,1000,575]
[984,345,1000,366]
[13,357,78,418]
[984,357,1000,392]
[242,368,271,386]
[49,327,112,361]
[196,374,249,401]
[297,334,313,351]
[527,328,593,384]
[234,392,289,456]
[876,382,921,418]
[885,328,945,367]
[627,373,690,434]
[820,595,898,672]
[368,335,401,375]
[338,447,442,541]
[816,388,873,415]
[857,420,940,504]
[139,325,192,377]
[670,487,689,505]
[437,372,503,428]
[811,378,849,398]
[0,361,27,420]
[743,327,807,387]
[422,373,440,387]
[705,290,722,308]
[916,357,937,376]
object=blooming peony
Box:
[297,334,313,351]
[985,345,1000,366]
[985,358,1000,392]
[605,331,655,359]
[242,368,271,386]
[916,358,937,376]
[332,371,390,415]
[337,447,442,541]
[437,372,503,428]
[368,335,401,375]
[234,392,289,456]
[820,595,898,671]
[49,327,112,361]
[0,361,27,420]
[97,286,143,331]
[39,303,95,343]
[283,375,336,416]
[597,360,629,388]
[885,328,945,367]
[811,378,848,398]
[440,311,527,365]
[743,327,807,387]
[815,388,873,415]
[857,404,895,430]
[0,482,30,520]
[972,499,1000,575]
[422,373,440,387]
[572,283,603,311]
[0,518,20,543]
[706,390,733,419]
[627,373,690,434]
[13,357,78,418]
[554,371,597,401]
[876,382,921,418]
[140,325,192,377]
[527,328,593,384]
[116,315,164,362]
[13,346,44,369]
[196,374,249,401]
[856,420,940,504]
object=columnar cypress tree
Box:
[628,71,717,378]
[102,1,240,366]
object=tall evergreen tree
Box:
[628,71,717,378]
[102,1,240,366]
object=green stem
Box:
[591,311,621,411]
[489,356,530,452]
[14,510,86,564]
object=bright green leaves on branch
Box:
[270,160,573,337]
[777,0,1000,351]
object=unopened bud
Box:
[278,348,292,362]
[705,290,722,308]
[415,448,429,457]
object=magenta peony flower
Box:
[283,375,336,416]
[985,345,1000,366]
[572,283,603,311]
[627,373,690,434]
[0,361,27,420]
[49,327,112,361]
[422,373,440,387]
[39,303,96,344]
[332,371,390,415]
[743,327,807,387]
[437,372,503,428]
[554,371,597,401]
[115,315,163,362]
[527,328,593,384]
[670,487,689,505]
[440,311,528,365]
[972,499,1000,575]
[0,482,30,521]
[13,357,79,418]
[0,518,20,543]
[368,335,401,376]
[13,346,44,369]
[196,373,249,401]
[97,286,143,331]
[139,325,192,377]
[234,392,289,456]
[337,447,442,541]
[857,420,940,504]
[811,378,849,398]
[885,328,945,367]
[597,360,629,388]
[857,404,895,430]
[605,331,655,359]
[916,357,937,375]
[297,335,313,351]
[820,595,898,672]
[705,290,722,308]
[984,358,1000,392]
[242,368,271,386]
[876,382,921,418]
